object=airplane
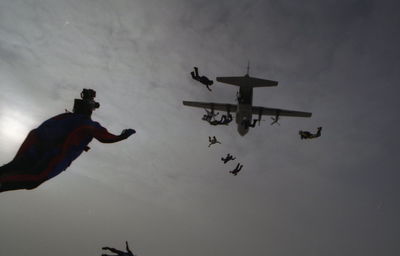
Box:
[183,66,312,136]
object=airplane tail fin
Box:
[216,76,278,87]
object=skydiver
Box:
[208,136,221,147]
[191,67,214,91]
[202,108,219,122]
[208,119,221,126]
[0,89,136,193]
[221,153,236,164]
[299,127,322,139]
[102,241,135,256]
[242,119,258,129]
[270,110,280,125]
[229,163,243,176]
[218,113,233,125]
[270,116,280,125]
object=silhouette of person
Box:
[191,67,213,91]
[208,119,221,126]
[270,110,280,126]
[242,119,257,129]
[102,241,135,256]
[299,127,322,139]
[0,89,135,193]
[203,111,232,126]
[208,136,221,147]
[229,163,243,176]
[202,109,219,123]
[270,116,280,125]
[218,113,233,125]
[221,153,236,164]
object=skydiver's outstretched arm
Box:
[92,127,136,143]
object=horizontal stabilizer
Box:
[216,76,278,87]
[252,106,312,118]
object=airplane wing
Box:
[251,106,312,117]
[183,101,237,112]
[216,76,278,87]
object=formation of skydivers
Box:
[202,109,233,126]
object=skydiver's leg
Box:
[206,85,212,91]
[0,179,42,193]
[191,71,196,79]
[194,67,199,77]
[0,153,49,192]
[316,127,322,137]
[248,120,257,128]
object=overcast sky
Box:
[1,0,400,256]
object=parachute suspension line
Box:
[246,61,250,77]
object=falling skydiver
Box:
[0,89,135,193]
[219,113,233,125]
[221,153,236,164]
[299,127,322,139]
[208,136,221,147]
[229,163,243,176]
[202,108,219,123]
[191,67,214,91]
[242,119,258,129]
